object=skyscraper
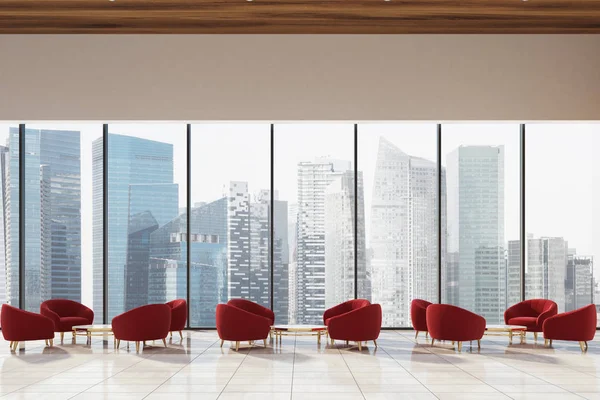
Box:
[5,128,81,312]
[93,134,177,320]
[324,170,367,308]
[369,138,440,326]
[566,252,593,312]
[294,158,352,324]
[446,145,505,324]
[273,192,289,324]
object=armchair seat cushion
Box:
[507,316,538,330]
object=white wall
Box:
[0,35,599,121]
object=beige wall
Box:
[0,35,598,121]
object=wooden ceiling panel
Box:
[1,0,600,33]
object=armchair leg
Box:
[358,342,362,351]
[415,331,419,339]
[235,341,240,351]
[162,338,167,348]
[425,332,428,338]
[49,339,53,347]
[549,339,553,347]
[179,331,183,340]
[534,332,538,341]
[263,339,267,347]
[431,339,435,347]
[580,341,588,352]
[116,339,120,349]
[331,339,335,346]
[135,341,140,353]
[45,339,48,346]
[477,340,481,349]
[457,342,462,352]
[544,339,548,347]
[373,340,378,347]
[60,332,64,343]
[220,339,224,348]
[9,341,13,349]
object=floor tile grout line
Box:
[290,334,296,400]
[407,331,584,399]
[141,333,220,400]
[337,342,367,400]
[379,334,441,400]
[215,337,254,400]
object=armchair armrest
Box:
[40,304,61,330]
[504,303,524,324]
[537,306,558,327]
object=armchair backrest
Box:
[227,298,274,323]
[112,304,171,341]
[527,299,558,316]
[41,299,90,318]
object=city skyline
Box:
[0,123,597,327]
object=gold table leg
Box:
[317,331,321,345]
[509,330,513,344]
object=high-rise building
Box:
[93,134,176,320]
[506,240,521,307]
[294,158,352,324]
[273,192,289,324]
[526,236,567,312]
[0,145,9,306]
[446,145,505,324]
[369,138,440,326]
[325,170,367,308]
[5,128,81,312]
[566,252,593,312]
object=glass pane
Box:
[0,123,19,316]
[441,123,520,324]
[274,123,355,325]
[106,124,187,321]
[190,124,270,327]
[526,124,599,318]
[24,124,101,317]
[359,123,438,327]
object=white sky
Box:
[0,122,598,308]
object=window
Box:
[0,123,19,317]
[106,124,187,321]
[525,124,599,319]
[359,123,438,327]
[441,123,520,324]
[190,124,270,327]
[274,123,355,325]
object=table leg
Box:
[509,330,513,344]
[87,331,91,345]
[520,331,525,344]
[318,331,321,345]
[73,332,76,344]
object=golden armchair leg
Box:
[116,339,120,349]
[9,341,13,349]
[345,340,349,346]
[534,332,538,341]
[60,332,64,343]
[49,339,53,347]
[331,339,335,346]
[425,332,428,338]
[358,342,362,351]
[220,339,224,348]
[45,339,48,346]
[162,338,167,348]
[135,341,140,353]
[415,331,419,339]
[263,339,267,347]
[373,340,378,347]
[544,339,548,347]
[477,340,481,349]
[431,339,435,347]
[179,331,183,340]
[580,341,588,352]
[235,341,240,351]
[549,339,553,347]
[457,342,462,352]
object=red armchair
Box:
[426,304,486,352]
[504,299,558,341]
[228,298,275,325]
[325,301,381,351]
[40,299,94,343]
[543,304,597,352]
[2,304,55,351]
[112,304,171,353]
[216,303,271,351]
[411,299,432,339]
[166,299,187,340]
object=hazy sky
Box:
[1,122,598,308]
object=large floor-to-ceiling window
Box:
[274,124,355,325]
[4,121,599,327]
[23,123,100,316]
[0,123,19,320]
[441,124,521,325]
[526,124,599,318]
[189,124,271,327]
[106,124,187,322]
[359,124,439,327]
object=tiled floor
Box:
[1,330,600,399]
